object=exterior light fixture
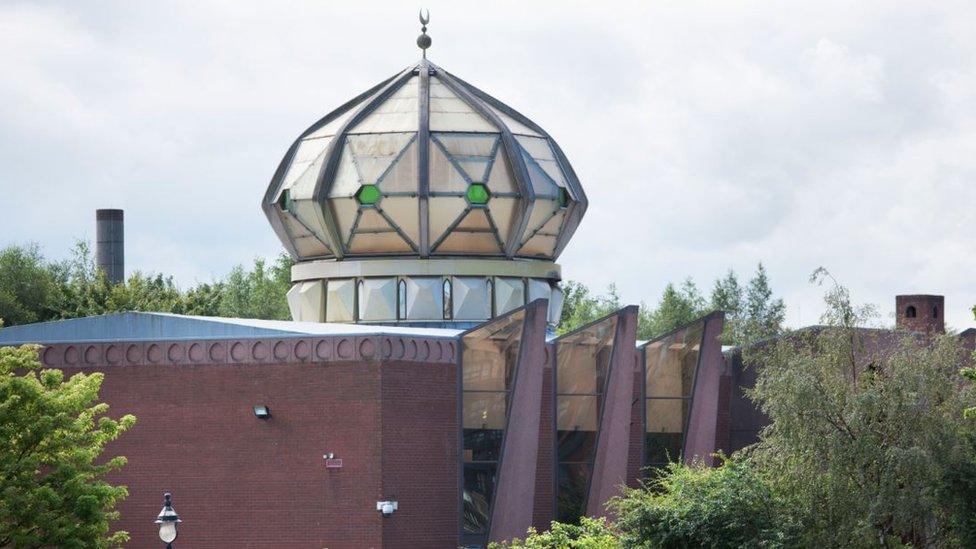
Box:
[376,500,398,517]
[154,492,181,548]
[253,405,270,419]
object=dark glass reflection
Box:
[554,314,618,524]
[462,463,497,534]
[645,432,683,465]
[556,463,592,524]
[642,319,707,470]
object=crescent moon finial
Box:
[417,9,432,58]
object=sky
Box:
[1,1,975,330]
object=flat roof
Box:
[0,312,462,345]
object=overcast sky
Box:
[1,1,974,329]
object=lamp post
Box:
[154,492,181,548]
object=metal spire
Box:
[417,9,431,58]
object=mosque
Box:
[1,16,970,549]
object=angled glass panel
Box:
[515,135,567,189]
[378,196,419,244]
[554,312,619,525]
[641,318,707,469]
[461,308,525,391]
[348,76,419,134]
[436,232,501,254]
[429,143,470,193]
[483,101,542,137]
[460,307,528,541]
[429,76,498,133]
[433,133,499,184]
[377,139,418,193]
[644,322,703,398]
[347,232,412,254]
[327,145,362,198]
[486,150,517,194]
[347,133,415,186]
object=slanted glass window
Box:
[641,320,705,471]
[460,309,527,545]
[554,314,618,524]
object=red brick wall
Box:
[627,365,644,489]
[380,360,459,548]
[58,354,460,548]
[69,360,384,548]
[531,358,554,532]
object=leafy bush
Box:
[610,457,799,548]
[490,516,619,549]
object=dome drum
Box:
[286,257,564,327]
[287,274,563,328]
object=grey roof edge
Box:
[0,312,462,346]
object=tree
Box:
[490,516,619,549]
[638,278,706,340]
[558,281,622,336]
[0,244,59,326]
[0,345,135,547]
[709,264,785,346]
[610,457,799,548]
[710,269,743,345]
[0,242,296,325]
[742,263,785,343]
[747,270,976,547]
[217,254,293,320]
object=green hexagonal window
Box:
[356,184,381,205]
[558,187,570,208]
[467,183,490,205]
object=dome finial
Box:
[417,9,432,58]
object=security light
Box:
[253,405,270,419]
[377,500,398,517]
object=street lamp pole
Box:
[154,492,181,548]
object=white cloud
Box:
[0,0,974,330]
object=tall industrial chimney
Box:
[96,209,124,284]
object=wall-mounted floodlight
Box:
[253,405,270,419]
[377,500,398,517]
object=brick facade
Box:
[49,335,458,549]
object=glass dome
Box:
[262,59,587,262]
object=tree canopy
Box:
[0,242,293,326]
[747,270,976,547]
[0,345,135,548]
[559,263,785,344]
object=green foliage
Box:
[0,242,294,325]
[558,281,622,336]
[964,367,976,420]
[710,264,785,346]
[491,516,619,549]
[0,244,60,326]
[0,345,136,547]
[747,269,976,547]
[610,457,799,548]
[559,263,784,344]
[216,256,292,320]
[638,278,706,340]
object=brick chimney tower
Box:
[895,294,945,334]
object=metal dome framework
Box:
[262,59,588,263]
